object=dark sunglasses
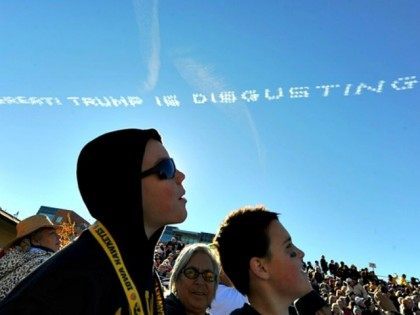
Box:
[141,158,176,180]
[182,266,216,283]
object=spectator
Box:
[331,302,344,315]
[313,267,325,285]
[0,214,60,301]
[400,297,415,315]
[389,274,398,286]
[165,243,220,315]
[374,285,399,313]
[346,278,368,299]
[158,253,175,278]
[329,295,338,305]
[213,205,329,315]
[329,260,338,276]
[166,237,179,250]
[306,261,315,272]
[400,275,408,286]
[0,128,187,314]
[321,255,329,274]
[410,277,419,288]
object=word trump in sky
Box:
[0,76,417,107]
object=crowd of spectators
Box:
[154,238,420,315]
[2,226,418,314]
[154,237,186,282]
[303,256,419,315]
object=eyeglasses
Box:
[182,267,216,283]
[141,158,176,180]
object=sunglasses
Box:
[141,158,176,180]
[182,266,216,283]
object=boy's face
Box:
[264,220,312,300]
[141,140,187,236]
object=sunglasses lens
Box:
[141,158,177,180]
[158,159,176,179]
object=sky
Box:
[0,1,419,279]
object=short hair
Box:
[212,205,279,295]
[169,243,220,296]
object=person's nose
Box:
[194,274,206,284]
[175,169,185,184]
[297,247,305,259]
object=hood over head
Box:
[77,128,162,288]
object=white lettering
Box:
[264,88,284,101]
[391,76,418,90]
[192,93,207,104]
[127,96,142,106]
[67,97,81,106]
[315,84,340,97]
[241,90,259,102]
[355,81,385,95]
[219,91,237,103]
[289,87,310,98]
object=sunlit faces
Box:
[142,140,187,237]
[264,220,312,301]
[32,228,61,252]
[176,252,216,314]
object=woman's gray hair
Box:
[169,243,220,295]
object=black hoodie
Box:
[0,128,165,315]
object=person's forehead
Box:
[268,219,290,242]
[39,227,57,235]
[186,252,213,269]
[142,140,169,169]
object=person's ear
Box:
[249,257,269,280]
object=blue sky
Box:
[0,1,419,279]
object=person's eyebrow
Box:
[282,236,292,245]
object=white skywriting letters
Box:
[0,76,417,108]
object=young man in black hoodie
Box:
[0,128,187,314]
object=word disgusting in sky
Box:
[0,76,417,108]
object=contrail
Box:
[133,0,161,91]
[174,57,266,173]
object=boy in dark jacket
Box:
[213,205,329,315]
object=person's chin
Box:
[179,200,188,219]
[172,205,187,224]
[178,207,188,223]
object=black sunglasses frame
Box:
[140,158,176,180]
[182,266,216,283]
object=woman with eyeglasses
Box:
[0,128,187,314]
[165,243,220,315]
